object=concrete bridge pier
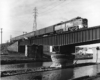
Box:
[27,45,43,59]
[18,45,25,53]
[50,45,75,68]
[18,45,28,57]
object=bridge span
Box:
[8,25,100,58]
[14,25,100,46]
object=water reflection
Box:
[33,76,42,80]
[1,62,43,71]
[0,59,94,71]
[1,61,100,80]
[42,62,52,67]
[73,64,100,78]
[19,69,73,80]
[42,69,73,80]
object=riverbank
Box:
[0,53,51,65]
[0,53,94,65]
[1,63,96,77]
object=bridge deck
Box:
[11,26,100,46]
[30,26,100,46]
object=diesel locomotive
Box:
[34,16,88,36]
[54,16,88,33]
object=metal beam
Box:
[18,26,100,46]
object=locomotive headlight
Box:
[78,25,83,29]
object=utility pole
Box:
[96,47,100,63]
[96,47,100,74]
[0,28,3,53]
[33,7,37,31]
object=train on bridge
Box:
[35,16,88,36]
[11,17,88,41]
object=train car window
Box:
[82,19,88,28]
[65,23,68,31]
[83,19,88,24]
[62,23,66,31]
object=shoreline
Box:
[0,53,51,65]
[1,63,96,77]
[1,58,92,65]
[1,58,51,65]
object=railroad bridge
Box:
[9,25,100,58]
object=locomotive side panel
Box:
[35,17,88,36]
[65,22,74,31]
[54,24,63,33]
[67,18,88,31]
[68,19,82,31]
[45,26,54,34]
[54,17,88,33]
[73,19,83,28]
[25,31,34,38]
[39,28,46,35]
[34,30,40,36]
[62,23,66,31]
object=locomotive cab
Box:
[82,19,88,28]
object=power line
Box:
[37,1,67,22]
[38,0,58,10]
[6,1,70,34]
[39,1,65,14]
[40,0,71,15]
[16,1,69,31]
[41,0,70,13]
[15,1,68,32]
[38,2,72,19]
[22,1,59,30]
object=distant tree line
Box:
[0,42,11,54]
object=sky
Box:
[0,0,100,43]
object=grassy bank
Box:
[0,42,11,55]
[0,53,51,65]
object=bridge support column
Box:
[51,45,75,68]
[36,45,43,59]
[25,45,28,57]
[27,45,43,60]
[18,46,25,53]
[27,45,33,57]
[92,47,100,63]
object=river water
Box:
[1,59,100,80]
